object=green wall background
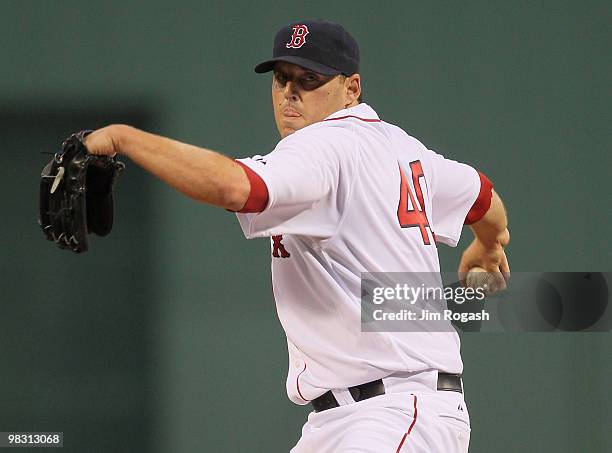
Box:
[1,1,610,452]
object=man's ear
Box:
[345,74,361,105]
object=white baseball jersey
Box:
[235,103,483,405]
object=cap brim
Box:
[254,56,341,75]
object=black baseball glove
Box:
[39,130,125,253]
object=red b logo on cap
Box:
[286,25,309,49]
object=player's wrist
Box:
[460,237,507,276]
[108,124,135,157]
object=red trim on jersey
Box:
[323,115,382,123]
[464,171,493,225]
[234,160,269,213]
[296,363,310,401]
[395,394,418,452]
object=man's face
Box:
[271,62,356,138]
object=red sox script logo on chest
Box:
[286,25,309,49]
[272,235,291,258]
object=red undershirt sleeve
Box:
[234,160,269,213]
[464,172,493,225]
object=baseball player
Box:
[84,19,510,452]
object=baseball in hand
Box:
[466,267,506,296]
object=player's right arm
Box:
[83,124,251,211]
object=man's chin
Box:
[276,115,313,138]
[279,122,304,138]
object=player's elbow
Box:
[189,180,248,211]
[469,190,510,247]
[499,227,510,247]
[192,159,252,210]
[221,181,250,211]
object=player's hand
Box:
[83,125,124,157]
[458,230,510,294]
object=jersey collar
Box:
[323,103,381,123]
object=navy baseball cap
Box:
[254,19,360,76]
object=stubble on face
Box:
[271,62,348,139]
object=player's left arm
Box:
[83,124,251,211]
[458,189,510,279]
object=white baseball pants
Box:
[290,374,470,452]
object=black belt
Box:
[311,373,462,413]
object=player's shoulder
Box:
[382,121,429,152]
[298,116,356,138]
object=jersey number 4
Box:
[397,160,432,245]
